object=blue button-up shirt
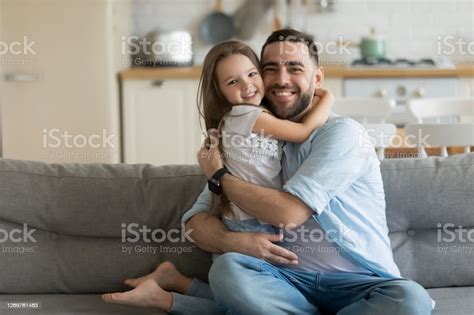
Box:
[182,114,401,278]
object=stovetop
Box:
[348,58,455,69]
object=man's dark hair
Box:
[260,29,319,67]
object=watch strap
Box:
[208,167,230,195]
[211,167,229,182]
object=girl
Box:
[103,41,333,314]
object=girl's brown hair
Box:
[197,41,261,217]
[197,40,261,131]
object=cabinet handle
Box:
[413,88,425,98]
[375,88,387,98]
[396,85,407,97]
[151,80,166,88]
[4,73,39,82]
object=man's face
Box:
[261,41,323,121]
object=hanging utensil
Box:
[272,0,282,31]
[233,0,273,40]
[302,0,308,32]
[285,0,292,28]
[201,0,235,44]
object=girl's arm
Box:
[252,88,334,143]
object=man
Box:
[185,29,433,314]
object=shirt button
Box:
[407,229,416,237]
[50,232,58,240]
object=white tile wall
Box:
[132,0,473,66]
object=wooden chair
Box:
[405,123,474,157]
[363,123,397,160]
[333,97,396,124]
[333,98,397,159]
[408,98,474,123]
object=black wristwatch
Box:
[208,167,230,195]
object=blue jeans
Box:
[170,277,224,315]
[170,252,432,315]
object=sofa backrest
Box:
[0,159,211,294]
[381,153,474,288]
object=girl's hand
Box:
[313,88,334,106]
[197,129,224,179]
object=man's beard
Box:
[265,86,314,120]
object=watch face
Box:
[208,181,221,195]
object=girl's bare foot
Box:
[102,279,172,311]
[124,261,192,294]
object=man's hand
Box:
[226,231,299,265]
[197,129,224,179]
[186,212,299,265]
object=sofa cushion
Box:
[381,153,474,288]
[0,159,211,293]
[2,153,474,296]
[428,286,474,314]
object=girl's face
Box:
[216,54,264,106]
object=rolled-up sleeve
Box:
[181,185,213,224]
[283,119,374,215]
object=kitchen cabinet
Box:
[0,0,131,163]
[122,79,203,165]
[459,78,474,97]
[343,77,461,126]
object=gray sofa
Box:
[0,154,473,314]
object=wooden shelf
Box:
[120,64,474,80]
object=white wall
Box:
[132,0,473,66]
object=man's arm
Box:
[185,212,230,253]
[186,212,299,265]
[197,136,312,227]
[181,182,299,264]
[220,175,312,227]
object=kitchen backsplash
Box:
[132,0,473,66]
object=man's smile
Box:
[270,88,298,103]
